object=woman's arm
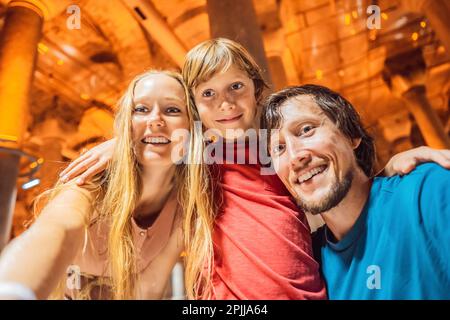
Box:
[0,184,93,299]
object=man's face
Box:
[269,95,360,214]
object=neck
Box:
[320,169,372,241]
[133,163,176,227]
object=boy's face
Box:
[193,65,257,140]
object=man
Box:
[262,84,450,299]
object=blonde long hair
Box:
[181,38,269,299]
[42,70,197,299]
[101,69,200,299]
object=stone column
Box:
[401,85,450,149]
[206,0,273,87]
[0,1,44,251]
[383,48,450,149]
[401,0,450,56]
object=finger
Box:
[60,152,92,177]
[430,150,450,169]
[415,149,450,169]
[439,149,450,166]
[383,166,394,177]
[61,157,99,183]
[75,162,106,185]
[382,158,397,177]
[401,159,417,174]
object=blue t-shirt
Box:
[315,163,450,299]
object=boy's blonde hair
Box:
[181,38,268,299]
[182,38,269,104]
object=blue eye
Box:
[231,82,244,90]
[202,89,215,98]
[299,125,315,136]
[134,105,148,113]
[166,106,181,114]
[272,144,286,155]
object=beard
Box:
[296,169,353,215]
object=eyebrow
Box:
[133,96,185,104]
[197,74,250,90]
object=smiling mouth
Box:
[141,136,171,145]
[296,165,328,184]
[216,114,243,124]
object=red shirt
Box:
[210,140,327,299]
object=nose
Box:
[219,96,236,112]
[147,107,165,128]
[286,136,311,171]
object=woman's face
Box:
[131,73,190,167]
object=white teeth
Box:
[144,137,170,144]
[297,166,326,184]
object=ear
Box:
[351,137,362,150]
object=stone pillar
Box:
[383,48,450,149]
[0,1,44,250]
[206,0,273,87]
[401,0,450,56]
[264,30,289,91]
[401,85,450,149]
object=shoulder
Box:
[373,163,450,225]
[376,163,449,194]
[46,182,95,209]
[406,162,450,177]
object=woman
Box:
[0,70,201,299]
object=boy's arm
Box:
[380,146,450,177]
[60,138,116,185]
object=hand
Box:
[383,146,450,177]
[59,138,116,185]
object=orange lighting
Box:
[437,45,446,54]
[420,21,426,28]
[37,158,44,164]
[80,93,90,100]
[344,13,351,25]
[29,162,37,169]
[38,43,48,54]
[57,59,64,66]
[0,134,18,142]
[381,13,388,20]
[352,10,358,19]
[411,32,419,41]
[369,30,377,41]
[338,70,345,77]
[315,69,323,80]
